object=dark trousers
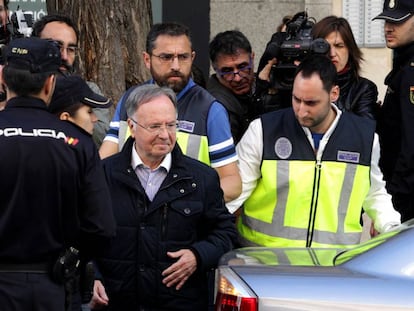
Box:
[392,193,414,223]
[0,272,65,310]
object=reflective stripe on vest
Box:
[238,159,370,248]
[176,131,210,165]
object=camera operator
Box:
[256,13,379,120]
[311,16,379,120]
[255,11,330,113]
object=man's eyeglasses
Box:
[215,59,253,82]
[130,118,178,134]
[55,42,78,55]
[151,53,192,63]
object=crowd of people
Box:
[0,0,413,310]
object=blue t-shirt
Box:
[311,132,324,150]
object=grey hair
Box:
[125,84,177,119]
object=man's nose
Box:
[170,56,181,70]
[297,103,308,117]
[157,126,170,138]
[60,48,69,61]
[384,22,394,32]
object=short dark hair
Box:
[209,30,252,64]
[51,102,83,118]
[294,55,337,93]
[32,14,79,43]
[3,66,53,96]
[146,22,192,53]
[311,16,362,78]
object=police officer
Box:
[373,0,414,222]
[0,37,116,310]
[227,55,400,248]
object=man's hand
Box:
[89,280,109,310]
[162,249,197,290]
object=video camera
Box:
[265,11,330,90]
[0,7,33,101]
[1,7,33,44]
[0,7,33,61]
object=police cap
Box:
[5,37,61,73]
[49,75,112,114]
[373,0,414,23]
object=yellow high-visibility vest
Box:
[238,108,375,248]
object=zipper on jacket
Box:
[306,159,322,247]
[161,203,168,241]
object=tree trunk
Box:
[46,0,152,105]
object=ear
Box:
[250,51,255,73]
[330,85,340,103]
[143,51,151,70]
[44,74,56,104]
[59,112,70,121]
[127,118,135,138]
[191,50,196,61]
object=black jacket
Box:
[377,42,414,194]
[335,69,379,120]
[207,74,257,143]
[96,138,236,310]
[0,97,116,263]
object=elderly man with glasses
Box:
[91,84,237,311]
[207,30,260,144]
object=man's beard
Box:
[152,70,189,93]
[60,61,75,74]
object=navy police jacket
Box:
[377,42,414,195]
[0,97,116,264]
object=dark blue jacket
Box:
[96,137,236,310]
[0,97,116,263]
[377,42,414,194]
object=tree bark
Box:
[46,0,152,105]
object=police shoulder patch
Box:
[410,86,414,104]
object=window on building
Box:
[343,0,385,47]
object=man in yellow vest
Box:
[228,54,401,248]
